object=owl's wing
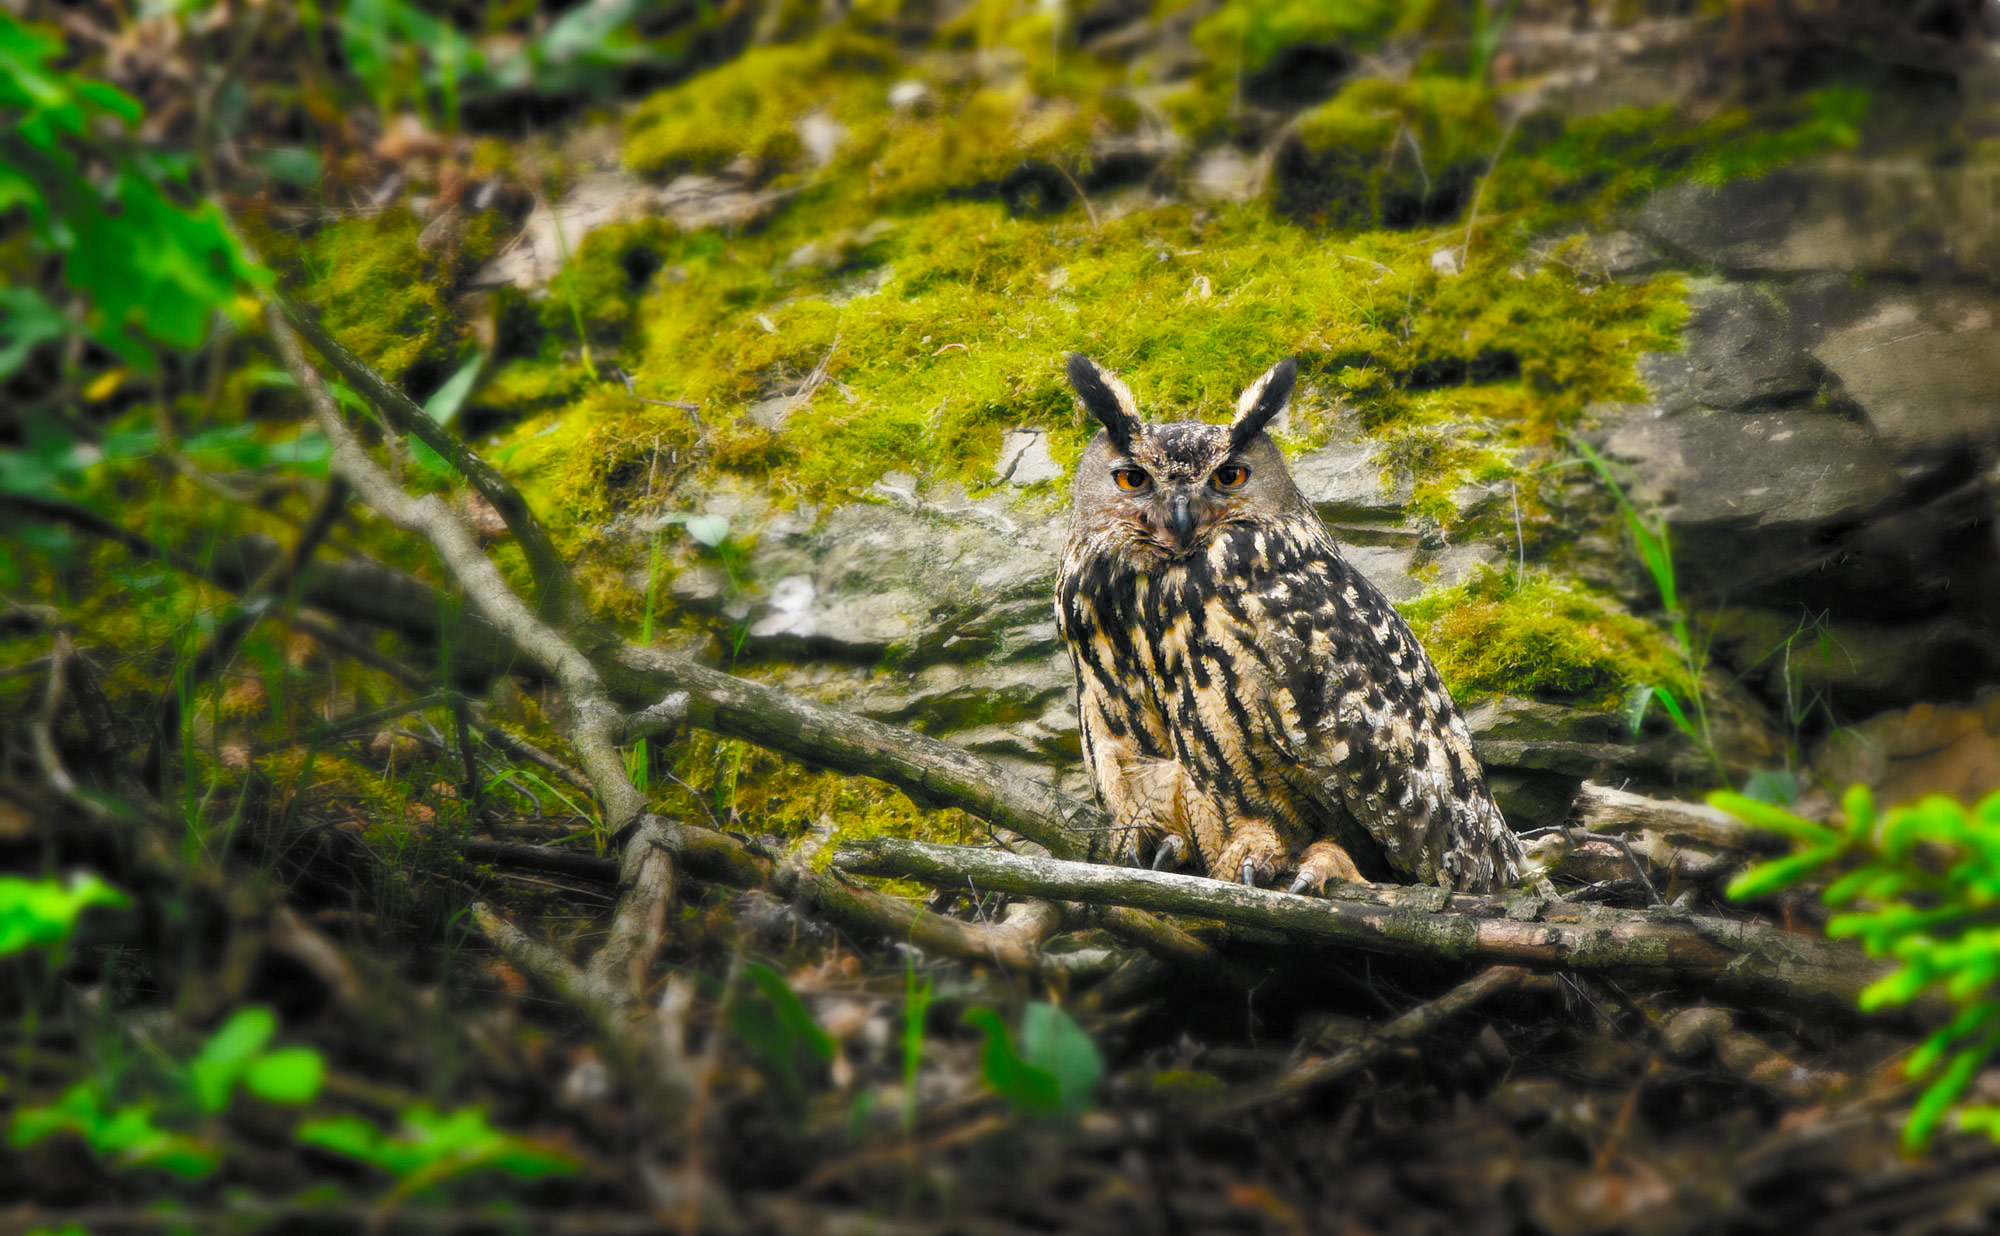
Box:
[1275,532,1528,894]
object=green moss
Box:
[1402,568,1688,710]
[1279,76,1500,229]
[623,32,897,179]
[280,208,503,381]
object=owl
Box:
[1054,354,1530,895]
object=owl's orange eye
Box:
[1112,467,1151,492]
[1212,464,1250,490]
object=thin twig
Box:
[1206,965,1532,1117]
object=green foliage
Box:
[10,1005,326,1179]
[299,1104,577,1187]
[10,1079,222,1178]
[1722,786,2000,1152]
[902,956,933,1132]
[187,1007,329,1113]
[0,10,263,373]
[341,0,677,130]
[0,872,129,957]
[963,1001,1102,1121]
[727,962,836,1127]
[1402,567,1688,709]
[1572,439,1720,771]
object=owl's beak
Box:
[1165,490,1197,548]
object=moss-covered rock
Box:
[1403,567,1690,710]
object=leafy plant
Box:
[727,962,836,1128]
[11,1005,327,1178]
[339,0,678,131]
[0,873,129,958]
[963,1001,1102,1122]
[1722,786,2000,1151]
[0,10,263,374]
[1573,438,1721,773]
[299,1104,577,1189]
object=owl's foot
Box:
[1149,833,1188,871]
[1286,840,1366,896]
[1213,829,1285,890]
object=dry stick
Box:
[608,643,1105,861]
[274,292,581,626]
[832,837,1896,1012]
[1206,965,1534,1119]
[267,309,648,850]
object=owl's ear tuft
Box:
[1229,358,1297,453]
[1067,354,1143,456]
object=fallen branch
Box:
[1208,965,1536,1118]
[832,837,1893,1012]
[607,644,1105,861]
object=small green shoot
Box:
[902,955,933,1133]
[727,962,836,1128]
[1574,437,1721,774]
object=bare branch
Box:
[833,837,1895,1012]
[272,291,582,626]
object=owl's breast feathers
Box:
[1058,516,1528,893]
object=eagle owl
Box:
[1054,354,1530,895]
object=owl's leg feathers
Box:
[1287,839,1366,896]
[1213,822,1285,889]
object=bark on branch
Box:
[831,837,1891,1012]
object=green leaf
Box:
[189,1006,277,1113]
[964,1006,1062,1117]
[1726,845,1840,901]
[1016,1001,1102,1119]
[422,354,483,428]
[0,286,68,377]
[1708,791,1840,845]
[683,514,730,547]
[1904,1041,1989,1152]
[242,1047,327,1105]
[0,871,130,956]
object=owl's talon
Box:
[1286,871,1311,896]
[1151,835,1185,871]
[1241,859,1258,887]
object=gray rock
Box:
[1579,229,1668,281]
[1633,352,1696,415]
[1189,146,1258,204]
[1291,436,1406,524]
[996,429,1064,486]
[669,488,1064,664]
[1812,295,2000,458]
[1661,1007,1734,1062]
[1707,606,2000,718]
[1598,405,1906,599]
[1683,282,1820,411]
[1635,159,2000,280]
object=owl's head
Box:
[1064,354,1306,561]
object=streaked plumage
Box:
[1055,354,1529,894]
